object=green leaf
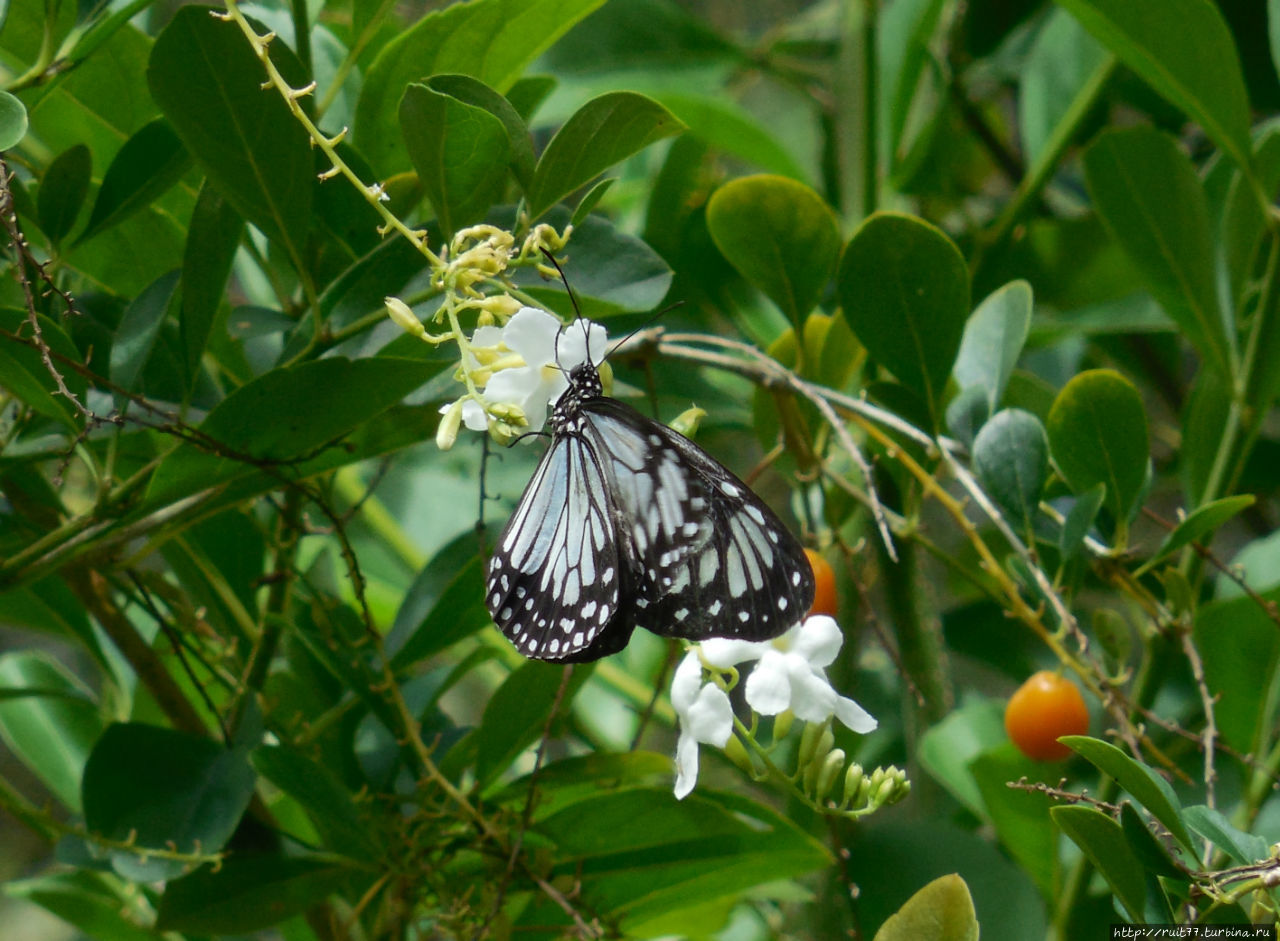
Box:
[37,144,91,245]
[157,856,357,933]
[837,212,970,429]
[972,409,1049,538]
[82,723,256,880]
[148,6,312,259]
[971,746,1059,898]
[474,662,589,789]
[1083,126,1232,376]
[1134,494,1255,575]
[109,269,180,393]
[400,82,511,239]
[425,73,536,190]
[953,280,1032,412]
[705,174,840,329]
[1060,735,1194,852]
[1019,8,1108,166]
[0,89,28,149]
[0,653,101,813]
[873,873,979,941]
[180,182,242,385]
[1194,589,1280,754]
[1046,369,1149,534]
[654,92,809,181]
[1183,803,1270,866]
[251,745,382,862]
[571,176,616,226]
[1055,0,1252,169]
[1119,801,1185,878]
[1051,804,1145,922]
[917,698,1007,818]
[527,91,684,220]
[146,356,443,505]
[78,118,191,245]
[0,307,88,428]
[5,871,161,941]
[1059,484,1106,561]
[354,0,606,176]
[389,554,489,669]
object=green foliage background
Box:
[1,0,1280,938]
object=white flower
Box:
[671,616,877,799]
[671,650,734,800]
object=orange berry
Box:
[804,548,838,617]
[1004,671,1089,761]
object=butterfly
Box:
[484,331,815,662]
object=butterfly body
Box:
[486,359,814,661]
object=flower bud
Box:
[772,710,794,742]
[814,748,846,804]
[671,406,707,439]
[723,734,755,776]
[436,399,465,451]
[841,762,866,808]
[385,297,426,339]
[488,402,528,427]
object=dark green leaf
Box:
[0,652,101,813]
[1055,0,1252,168]
[37,144,91,244]
[706,174,840,329]
[1135,494,1254,575]
[157,856,357,933]
[527,91,685,220]
[1051,804,1145,921]
[180,182,242,385]
[389,555,489,669]
[571,176,616,226]
[78,118,191,245]
[1183,803,1270,866]
[917,699,1007,817]
[6,870,161,941]
[1061,735,1194,852]
[474,662,588,789]
[148,6,312,257]
[1046,369,1149,534]
[0,308,88,427]
[0,89,28,149]
[873,873,979,941]
[972,409,1049,537]
[354,0,606,175]
[837,212,970,429]
[82,723,256,880]
[425,73,536,190]
[655,93,808,181]
[971,746,1059,898]
[251,745,382,861]
[1194,589,1280,754]
[109,269,180,393]
[1018,9,1108,165]
[1084,127,1232,376]
[1060,484,1106,561]
[400,82,510,238]
[953,280,1032,411]
[1119,801,1185,878]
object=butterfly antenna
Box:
[605,299,685,360]
[542,248,594,366]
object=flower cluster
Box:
[672,615,890,810]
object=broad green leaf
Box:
[971,746,1058,898]
[0,307,87,428]
[109,269,179,393]
[400,82,510,238]
[527,91,684,220]
[251,745,382,861]
[146,356,443,505]
[654,92,808,181]
[157,856,357,933]
[0,652,101,813]
[425,73,536,190]
[1019,9,1108,165]
[389,555,488,669]
[878,0,946,174]
[78,118,191,245]
[953,280,1032,411]
[491,752,674,818]
[917,699,1007,818]
[181,182,242,385]
[1220,128,1280,324]
[1119,801,1185,878]
[1134,494,1255,575]
[82,723,256,881]
[1183,803,1270,866]
[1084,127,1232,376]
[1181,369,1232,505]
[571,176,615,226]
[148,6,312,259]
[1060,735,1194,852]
[1046,369,1148,534]
[0,89,27,149]
[5,871,160,941]
[355,0,605,176]
[474,662,589,789]
[972,409,1049,538]
[873,873,978,941]
[0,577,106,668]
[1194,589,1280,754]
[706,174,840,329]
[37,144,91,245]
[1055,0,1252,169]
[837,212,970,428]
[1051,804,1145,922]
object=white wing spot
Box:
[792,571,801,586]
[720,481,740,497]
[778,597,788,610]
[500,607,512,621]
[737,610,750,622]
[709,600,722,615]
[582,601,598,618]
[745,505,765,525]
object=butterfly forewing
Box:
[486,359,814,661]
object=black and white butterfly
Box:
[485,331,815,662]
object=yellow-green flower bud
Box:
[488,402,528,427]
[797,720,825,771]
[671,406,707,439]
[385,297,426,339]
[436,399,465,451]
[814,748,845,804]
[772,710,794,742]
[842,762,866,808]
[723,734,755,776]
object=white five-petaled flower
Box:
[671,615,877,799]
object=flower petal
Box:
[787,657,838,722]
[687,684,734,745]
[743,649,793,715]
[460,399,488,431]
[700,637,769,669]
[792,615,843,668]
[834,695,878,733]
[673,730,700,800]
[501,307,561,367]
[670,651,704,714]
